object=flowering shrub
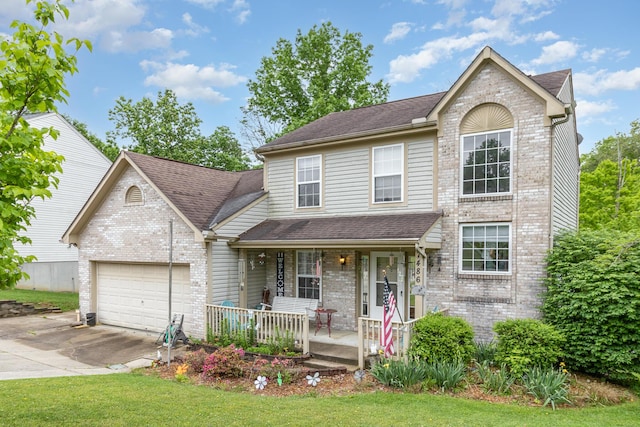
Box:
[202,344,247,379]
[251,357,297,384]
[183,348,207,374]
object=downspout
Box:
[548,103,574,247]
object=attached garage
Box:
[96,263,193,334]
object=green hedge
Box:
[493,318,564,377]
[542,230,640,382]
[408,313,474,363]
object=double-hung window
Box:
[296,251,321,300]
[462,130,511,195]
[460,223,510,273]
[373,144,403,203]
[297,155,321,208]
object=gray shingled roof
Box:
[258,69,570,151]
[259,92,446,149]
[125,152,264,230]
[237,212,442,243]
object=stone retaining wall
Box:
[0,300,60,318]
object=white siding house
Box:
[18,113,111,292]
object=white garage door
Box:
[96,263,192,334]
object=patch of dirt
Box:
[144,361,637,406]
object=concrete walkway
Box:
[0,312,185,381]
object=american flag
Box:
[380,272,396,357]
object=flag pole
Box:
[384,270,404,326]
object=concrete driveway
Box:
[0,312,186,380]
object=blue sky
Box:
[2,0,639,155]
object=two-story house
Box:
[231,46,579,340]
[63,46,578,341]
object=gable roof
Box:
[62,151,264,244]
[256,46,570,153]
[234,212,442,249]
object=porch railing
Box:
[357,317,418,369]
[205,304,310,354]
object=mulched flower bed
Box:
[144,357,636,405]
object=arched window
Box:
[460,104,513,196]
[125,185,143,205]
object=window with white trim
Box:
[373,144,403,203]
[296,251,321,299]
[460,223,510,273]
[296,155,321,208]
[461,130,511,195]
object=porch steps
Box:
[308,341,358,370]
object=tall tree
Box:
[579,119,640,231]
[242,21,389,145]
[579,159,640,231]
[0,0,91,289]
[63,115,119,161]
[580,119,640,173]
[107,89,250,170]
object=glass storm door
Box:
[369,252,404,321]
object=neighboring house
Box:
[17,113,112,292]
[63,46,579,341]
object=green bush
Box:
[542,230,640,382]
[473,340,498,364]
[493,319,564,377]
[408,313,475,363]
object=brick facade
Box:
[429,64,552,340]
[76,168,209,337]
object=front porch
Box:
[205,304,418,369]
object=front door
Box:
[369,252,404,321]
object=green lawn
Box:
[0,374,638,426]
[0,288,79,312]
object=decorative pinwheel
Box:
[306,372,321,386]
[254,375,268,390]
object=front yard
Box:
[0,373,638,426]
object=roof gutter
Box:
[255,119,437,155]
[229,238,442,250]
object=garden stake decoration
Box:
[254,375,268,390]
[277,372,283,386]
[306,372,321,386]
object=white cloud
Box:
[534,31,559,42]
[387,34,489,83]
[384,22,413,44]
[531,41,579,65]
[140,61,247,103]
[230,0,251,24]
[185,0,226,9]
[58,0,147,39]
[575,98,616,118]
[574,68,640,96]
[582,48,607,63]
[182,13,210,37]
[102,28,174,53]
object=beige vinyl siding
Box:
[210,241,240,304]
[267,136,436,219]
[551,79,580,235]
[407,139,435,211]
[267,157,295,218]
[215,198,268,236]
[325,147,370,214]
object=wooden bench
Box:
[261,296,318,320]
